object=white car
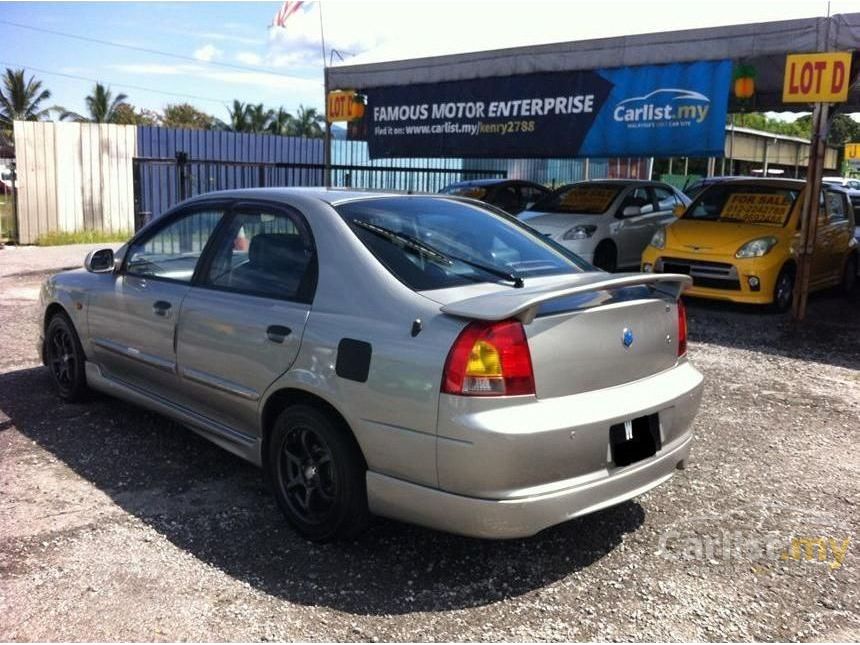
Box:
[519,180,691,272]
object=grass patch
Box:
[0,196,14,241]
[35,229,131,246]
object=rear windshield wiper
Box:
[351,219,524,288]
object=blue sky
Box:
[0,1,855,123]
[0,2,331,121]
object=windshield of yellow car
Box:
[684,184,799,227]
[530,183,622,214]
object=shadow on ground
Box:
[684,286,860,370]
[0,366,644,615]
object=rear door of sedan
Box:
[173,201,317,435]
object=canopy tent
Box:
[329,13,860,112]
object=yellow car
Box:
[641,178,857,311]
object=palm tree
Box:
[227,100,249,132]
[267,107,295,136]
[246,103,273,134]
[293,105,325,138]
[0,68,52,128]
[60,83,129,123]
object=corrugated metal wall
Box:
[13,121,136,244]
[12,121,624,242]
[136,127,324,218]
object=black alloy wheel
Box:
[45,313,89,402]
[772,266,795,313]
[268,404,369,542]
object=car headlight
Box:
[735,237,778,258]
[562,225,597,240]
[650,227,666,249]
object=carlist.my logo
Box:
[613,88,711,126]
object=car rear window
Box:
[531,183,622,214]
[336,196,589,291]
[684,184,800,227]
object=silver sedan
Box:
[38,189,703,542]
[520,180,691,272]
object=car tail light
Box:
[677,298,687,357]
[442,320,535,396]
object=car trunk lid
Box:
[432,272,690,399]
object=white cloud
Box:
[236,51,263,66]
[193,44,222,62]
[109,63,321,94]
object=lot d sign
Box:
[327,90,365,122]
[782,52,852,103]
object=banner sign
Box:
[783,52,852,103]
[359,60,731,158]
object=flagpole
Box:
[319,1,331,188]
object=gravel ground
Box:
[0,244,858,642]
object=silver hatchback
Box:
[39,189,703,541]
[520,180,690,272]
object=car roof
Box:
[182,186,424,208]
[444,178,544,188]
[692,177,806,189]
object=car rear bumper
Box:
[367,431,692,539]
[367,361,703,539]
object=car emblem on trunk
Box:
[622,327,634,348]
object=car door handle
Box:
[266,325,292,343]
[152,300,172,317]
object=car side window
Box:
[492,186,521,213]
[521,185,547,210]
[825,192,848,222]
[653,186,680,211]
[202,207,317,303]
[125,207,224,283]
[622,187,653,215]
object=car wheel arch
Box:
[43,303,81,360]
[260,387,367,474]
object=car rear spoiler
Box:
[440,273,692,323]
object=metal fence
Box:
[132,153,507,226]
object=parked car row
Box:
[445,177,858,311]
[36,175,856,543]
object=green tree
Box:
[293,104,325,138]
[111,103,160,126]
[267,107,295,136]
[246,103,273,133]
[161,103,215,130]
[60,83,130,123]
[0,68,52,129]
[227,100,249,132]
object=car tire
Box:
[771,265,795,313]
[268,404,369,542]
[593,241,617,273]
[840,254,857,295]
[45,312,90,402]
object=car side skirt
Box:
[85,361,263,466]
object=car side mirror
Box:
[84,248,115,273]
[621,205,641,217]
[672,204,686,218]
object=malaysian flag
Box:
[271,0,304,28]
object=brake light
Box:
[677,298,687,357]
[442,320,535,396]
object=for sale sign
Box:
[782,52,852,103]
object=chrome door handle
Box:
[153,300,172,317]
[266,325,292,343]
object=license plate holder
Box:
[609,413,661,467]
